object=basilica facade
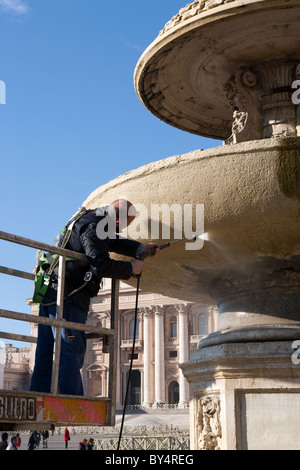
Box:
[81,279,219,410]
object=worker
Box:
[30,199,159,396]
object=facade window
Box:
[169,350,177,358]
[130,353,139,360]
[129,318,139,340]
[128,370,141,405]
[170,321,177,338]
[168,381,179,404]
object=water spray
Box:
[136,233,209,260]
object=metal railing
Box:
[95,435,190,450]
[0,230,118,425]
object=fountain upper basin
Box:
[83,138,300,306]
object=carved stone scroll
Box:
[224,68,261,144]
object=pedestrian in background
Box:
[0,433,8,450]
[28,431,36,450]
[78,438,87,450]
[86,438,94,450]
[42,430,49,448]
[6,436,18,450]
[64,427,70,449]
[16,434,21,448]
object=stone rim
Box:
[134,0,300,139]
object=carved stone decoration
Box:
[196,394,222,450]
[224,60,300,144]
[159,0,236,36]
[153,305,165,316]
[174,303,189,315]
[224,68,261,144]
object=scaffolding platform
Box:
[0,390,111,431]
[0,231,119,431]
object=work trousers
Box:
[30,299,87,396]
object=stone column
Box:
[154,306,165,403]
[177,304,190,406]
[142,307,153,406]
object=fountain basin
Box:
[84,137,300,328]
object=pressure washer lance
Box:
[135,235,198,260]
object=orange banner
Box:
[44,397,107,424]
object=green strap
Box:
[33,256,76,304]
[33,272,51,304]
[32,208,89,304]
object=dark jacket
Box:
[0,440,8,451]
[46,210,141,312]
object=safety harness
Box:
[33,207,91,305]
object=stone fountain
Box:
[84,0,300,449]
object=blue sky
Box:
[0,0,221,346]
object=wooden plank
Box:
[0,308,116,336]
[0,230,88,262]
[0,266,35,281]
[0,331,37,343]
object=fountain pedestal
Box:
[181,340,300,450]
